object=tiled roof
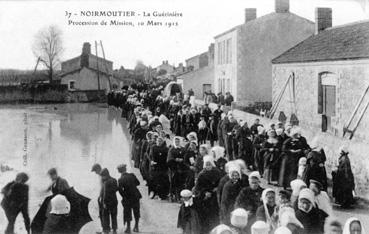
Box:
[272,21,369,64]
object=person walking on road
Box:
[1,172,30,234]
[100,168,118,234]
[117,164,142,233]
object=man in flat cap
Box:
[117,164,142,233]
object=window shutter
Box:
[318,75,323,114]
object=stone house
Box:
[272,10,369,141]
[60,42,116,91]
[177,43,214,99]
[214,0,315,107]
[272,10,369,198]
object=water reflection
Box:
[0,103,131,233]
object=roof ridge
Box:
[326,19,369,31]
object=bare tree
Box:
[33,25,63,83]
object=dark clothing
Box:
[118,172,142,224]
[1,181,30,234]
[261,139,282,182]
[194,168,223,234]
[177,198,202,234]
[101,176,118,232]
[295,207,327,234]
[236,126,253,167]
[224,95,234,106]
[235,186,264,232]
[51,177,70,195]
[304,149,328,191]
[117,172,141,225]
[102,206,117,232]
[253,134,267,175]
[42,214,74,234]
[332,153,355,207]
[279,137,310,188]
[220,180,243,225]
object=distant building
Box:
[60,42,116,91]
[272,9,369,140]
[155,60,175,77]
[177,43,214,99]
[214,0,315,107]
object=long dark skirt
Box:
[150,169,169,199]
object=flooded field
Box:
[0,103,132,233]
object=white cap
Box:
[249,171,261,181]
[274,226,292,234]
[251,221,269,234]
[298,188,315,207]
[50,195,70,215]
[231,208,248,228]
[339,145,349,153]
[180,189,193,198]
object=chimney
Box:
[315,7,332,34]
[245,8,257,23]
[275,0,289,13]
[82,42,91,55]
[80,42,90,68]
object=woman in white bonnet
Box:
[332,145,355,208]
[193,155,223,233]
[220,163,244,225]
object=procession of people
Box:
[0,81,364,234]
[104,83,362,234]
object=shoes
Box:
[133,226,139,232]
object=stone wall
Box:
[179,66,214,100]
[0,84,69,103]
[61,67,111,91]
[270,59,369,198]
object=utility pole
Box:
[100,40,112,90]
[95,41,101,91]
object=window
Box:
[222,41,226,64]
[226,38,232,64]
[217,42,221,65]
[69,80,76,90]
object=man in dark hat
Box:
[117,164,142,233]
[47,168,70,195]
[100,168,118,234]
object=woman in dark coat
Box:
[149,136,170,199]
[132,121,148,168]
[177,190,202,234]
[207,115,218,147]
[295,188,327,234]
[253,127,267,176]
[235,171,264,233]
[278,128,310,189]
[304,147,328,191]
[261,130,282,184]
[1,172,30,234]
[332,146,355,208]
[220,164,242,225]
[167,137,187,201]
[193,156,223,234]
[139,131,153,182]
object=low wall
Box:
[0,85,106,103]
[0,85,69,103]
[195,100,369,199]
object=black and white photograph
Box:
[0,0,368,233]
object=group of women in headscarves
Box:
[107,85,362,234]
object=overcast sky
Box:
[0,0,368,70]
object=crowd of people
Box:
[0,82,363,234]
[105,83,362,234]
